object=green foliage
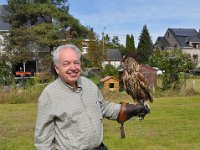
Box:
[3,0,90,63]
[111,36,120,48]
[137,25,153,64]
[125,34,136,54]
[102,64,119,78]
[80,56,91,69]
[103,34,125,51]
[0,54,13,85]
[149,49,196,90]
[86,39,104,68]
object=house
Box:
[0,5,10,55]
[81,39,96,54]
[102,49,122,69]
[100,76,119,91]
[140,65,157,90]
[154,28,200,67]
[0,5,52,78]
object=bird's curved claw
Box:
[138,105,150,120]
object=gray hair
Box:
[52,44,81,65]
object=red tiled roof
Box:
[100,76,118,83]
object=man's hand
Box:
[117,102,150,123]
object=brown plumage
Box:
[121,56,153,104]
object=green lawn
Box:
[0,96,200,150]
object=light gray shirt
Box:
[34,76,121,150]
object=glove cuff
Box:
[117,102,128,123]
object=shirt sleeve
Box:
[96,88,121,120]
[34,91,55,150]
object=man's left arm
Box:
[96,88,150,121]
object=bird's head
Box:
[121,56,140,73]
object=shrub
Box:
[102,64,119,78]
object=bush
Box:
[102,64,119,78]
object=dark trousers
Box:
[95,143,108,150]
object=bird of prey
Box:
[121,56,153,118]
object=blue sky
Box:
[1,0,200,46]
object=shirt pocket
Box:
[93,101,103,120]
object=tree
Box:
[130,34,136,51]
[111,36,120,48]
[125,34,136,54]
[149,49,196,89]
[125,34,131,51]
[137,25,153,64]
[3,0,89,64]
[85,30,104,68]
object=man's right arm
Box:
[34,91,55,150]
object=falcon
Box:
[121,56,153,118]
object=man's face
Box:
[54,48,81,87]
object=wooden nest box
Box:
[100,76,119,92]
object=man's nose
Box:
[69,63,76,69]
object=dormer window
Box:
[192,43,199,48]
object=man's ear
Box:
[54,64,59,74]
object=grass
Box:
[104,96,200,150]
[0,104,37,150]
[0,83,47,103]
[0,96,200,150]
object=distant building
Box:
[154,28,200,67]
[102,49,122,68]
[0,5,10,55]
[81,39,96,54]
[140,65,157,90]
[0,5,52,78]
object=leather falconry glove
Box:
[117,102,150,138]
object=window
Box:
[193,54,198,62]
[109,83,114,88]
[192,43,199,48]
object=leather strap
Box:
[117,102,128,123]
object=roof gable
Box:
[106,49,121,61]
[156,36,171,47]
[100,76,118,83]
[168,28,200,47]
[186,34,200,43]
[169,28,197,37]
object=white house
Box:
[102,49,122,69]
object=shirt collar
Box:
[58,77,83,92]
[76,77,83,91]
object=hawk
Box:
[121,56,153,118]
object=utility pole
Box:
[102,27,106,55]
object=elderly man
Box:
[34,44,149,150]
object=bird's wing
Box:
[137,72,153,102]
[123,72,146,102]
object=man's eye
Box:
[63,63,70,66]
[74,62,80,65]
